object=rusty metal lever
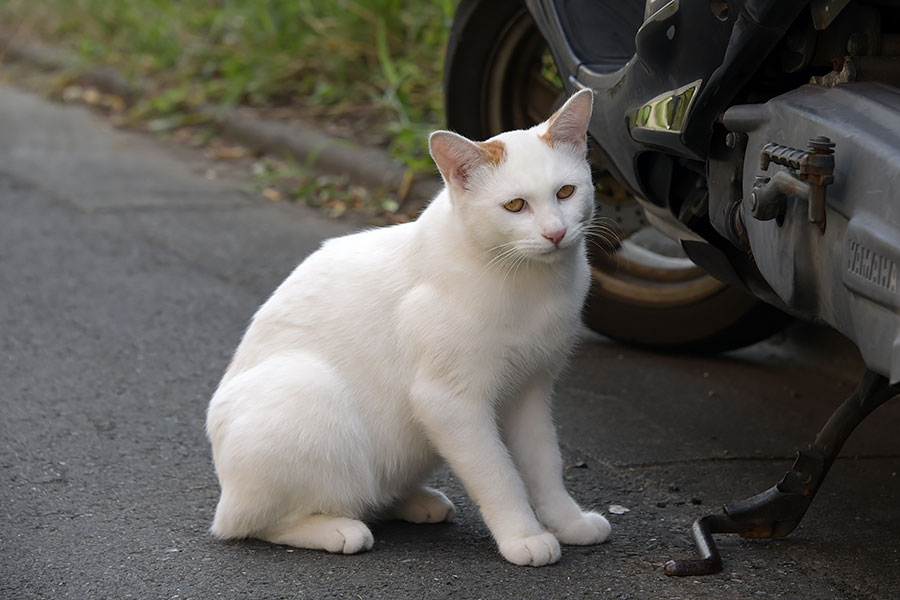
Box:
[665,370,900,577]
[750,137,835,233]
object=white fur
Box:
[206,90,610,566]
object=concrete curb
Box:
[1,39,137,102]
[205,107,441,209]
[0,37,441,211]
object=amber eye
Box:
[556,184,575,199]
[503,198,526,212]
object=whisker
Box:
[588,233,620,251]
[592,215,624,230]
[487,240,521,254]
[585,221,622,235]
[579,222,621,261]
[593,216,621,226]
[499,253,518,288]
[479,243,524,283]
[583,223,621,240]
[506,251,529,285]
[588,219,624,240]
[484,246,520,273]
[587,237,617,256]
[584,225,621,244]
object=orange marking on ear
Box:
[477,139,507,165]
[540,111,588,148]
[539,107,561,147]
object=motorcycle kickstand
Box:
[665,370,900,577]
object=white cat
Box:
[206,89,610,566]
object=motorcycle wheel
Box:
[444,0,791,353]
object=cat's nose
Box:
[542,228,567,246]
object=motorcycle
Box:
[444,0,900,575]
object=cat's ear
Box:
[429,131,505,190]
[540,89,593,153]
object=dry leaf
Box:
[83,88,101,105]
[209,145,247,160]
[262,187,282,201]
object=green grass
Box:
[0,0,456,172]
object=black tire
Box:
[444,0,791,353]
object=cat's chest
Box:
[485,287,581,364]
[398,263,587,377]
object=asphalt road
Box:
[2,83,899,599]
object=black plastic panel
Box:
[557,0,643,72]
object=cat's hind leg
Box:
[208,352,380,545]
[263,515,374,554]
[390,487,456,523]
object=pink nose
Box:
[543,228,567,246]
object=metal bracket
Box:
[665,370,900,577]
[749,137,835,233]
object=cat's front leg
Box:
[410,378,560,566]
[502,377,611,546]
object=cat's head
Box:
[429,89,594,264]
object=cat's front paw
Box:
[324,519,375,554]
[554,511,611,545]
[498,532,561,567]
[392,487,456,524]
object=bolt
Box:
[749,176,771,218]
[808,136,835,153]
[725,131,746,149]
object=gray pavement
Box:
[1,83,898,599]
